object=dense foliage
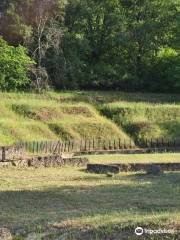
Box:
[0,0,179,92]
[0,37,34,91]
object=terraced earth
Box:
[0,91,180,145]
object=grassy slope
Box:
[0,91,180,144]
[88,91,180,142]
[55,90,180,141]
[100,102,180,141]
[0,166,179,239]
[0,92,129,145]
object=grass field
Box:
[0,91,180,145]
[85,153,180,164]
[0,153,179,239]
[0,91,180,239]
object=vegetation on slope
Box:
[0,93,130,145]
[100,102,180,142]
[0,91,180,145]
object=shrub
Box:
[0,37,34,91]
[148,48,180,92]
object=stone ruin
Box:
[0,145,25,162]
[0,228,12,240]
[0,145,89,168]
[87,162,180,174]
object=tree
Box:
[118,0,179,88]
[0,0,33,45]
[148,48,180,92]
[43,20,65,89]
[28,0,65,91]
[0,37,34,91]
[0,0,65,91]
[31,0,61,91]
[62,0,179,90]
[62,0,124,89]
[0,0,179,92]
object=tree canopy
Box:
[0,37,34,91]
[0,0,179,92]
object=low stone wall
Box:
[115,163,180,172]
[27,155,89,167]
[0,155,89,168]
[76,147,180,155]
[87,163,180,174]
[87,164,120,174]
[0,145,25,161]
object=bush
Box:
[147,48,180,92]
[0,37,34,91]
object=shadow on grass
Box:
[71,91,180,104]
[121,171,180,183]
[0,171,179,239]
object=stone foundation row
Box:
[0,155,89,168]
[87,163,180,174]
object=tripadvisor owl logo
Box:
[135,227,144,236]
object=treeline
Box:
[0,0,179,92]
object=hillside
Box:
[0,92,129,145]
[100,102,180,142]
[0,91,180,145]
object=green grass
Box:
[0,91,180,145]
[0,92,179,239]
[0,164,179,239]
[0,92,180,240]
[45,91,180,104]
[99,101,180,141]
[0,93,130,145]
[85,153,180,164]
